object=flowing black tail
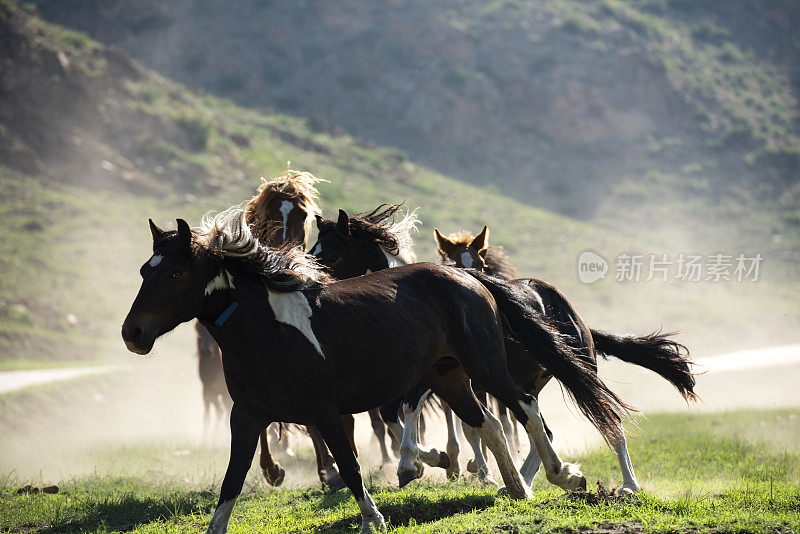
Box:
[591,330,698,402]
[467,270,634,443]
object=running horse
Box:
[434,225,699,492]
[313,207,697,493]
[243,168,356,489]
[123,207,633,533]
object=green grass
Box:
[1,409,798,533]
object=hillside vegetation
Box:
[31,0,800,224]
[0,1,797,369]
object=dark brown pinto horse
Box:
[244,168,379,490]
[434,225,699,492]
[122,207,635,533]
[311,205,461,484]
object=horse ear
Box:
[469,226,489,252]
[316,214,325,230]
[434,228,454,255]
[149,219,164,241]
[336,209,350,236]
[176,218,192,250]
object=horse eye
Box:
[170,271,183,279]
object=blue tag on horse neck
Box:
[214,301,239,327]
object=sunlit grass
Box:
[1,409,798,533]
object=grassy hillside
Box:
[0,0,797,370]
[30,0,800,222]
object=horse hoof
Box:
[437,451,451,470]
[445,466,461,480]
[466,459,478,474]
[325,473,347,492]
[619,484,638,495]
[398,469,417,488]
[263,464,285,487]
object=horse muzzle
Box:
[121,323,155,355]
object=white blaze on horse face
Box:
[205,270,235,296]
[148,254,163,267]
[460,252,473,268]
[279,200,294,242]
[266,289,324,358]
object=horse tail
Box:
[467,270,634,443]
[592,329,698,402]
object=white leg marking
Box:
[444,406,461,477]
[357,485,386,534]
[474,408,530,499]
[462,422,493,481]
[397,403,422,479]
[148,254,163,267]
[519,398,585,491]
[460,252,473,268]
[614,436,640,493]
[519,444,542,487]
[205,498,236,534]
[266,289,324,357]
[279,200,294,242]
[205,270,235,296]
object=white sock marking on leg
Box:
[205,498,236,534]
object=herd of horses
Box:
[121,169,697,534]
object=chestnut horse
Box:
[434,225,698,492]
[123,207,636,533]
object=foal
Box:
[434,225,698,492]
[123,208,627,533]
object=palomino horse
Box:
[123,208,636,533]
[434,225,699,492]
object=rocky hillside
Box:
[31,0,800,221]
[0,1,797,368]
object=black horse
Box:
[123,208,630,533]
[313,207,698,494]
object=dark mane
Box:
[196,206,331,291]
[320,203,419,261]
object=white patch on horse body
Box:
[365,269,372,275]
[205,498,236,534]
[148,254,163,267]
[279,200,294,242]
[460,252,474,268]
[311,242,322,256]
[267,289,324,358]
[204,270,235,296]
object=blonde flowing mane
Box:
[244,168,326,246]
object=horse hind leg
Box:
[396,386,450,487]
[307,425,346,491]
[423,367,528,499]
[496,398,519,464]
[607,423,639,494]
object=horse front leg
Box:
[206,406,265,534]
[368,408,393,464]
[315,410,386,534]
[258,429,285,486]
